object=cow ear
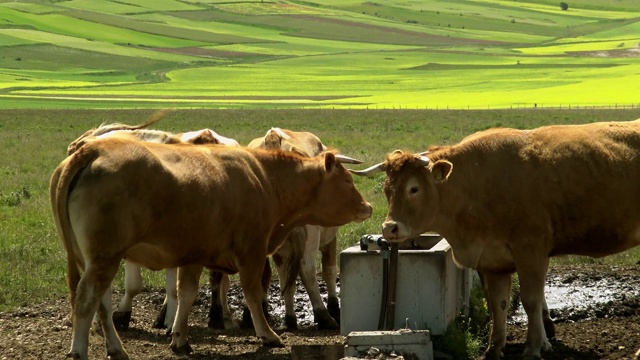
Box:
[193,130,216,144]
[264,130,283,149]
[324,152,337,172]
[431,160,452,183]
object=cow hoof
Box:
[483,346,503,360]
[106,350,130,360]
[284,315,298,330]
[313,309,339,330]
[261,337,285,348]
[66,351,82,359]
[543,317,555,339]
[112,311,131,331]
[153,304,168,329]
[316,317,339,330]
[170,342,193,356]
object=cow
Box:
[67,120,240,331]
[50,138,372,359]
[213,128,345,330]
[351,120,640,360]
[250,128,344,329]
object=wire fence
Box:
[355,104,640,110]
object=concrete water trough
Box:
[340,234,473,336]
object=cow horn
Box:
[335,154,363,164]
[415,155,431,166]
[349,162,386,177]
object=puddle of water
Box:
[510,273,640,324]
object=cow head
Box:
[351,150,452,242]
[310,152,373,226]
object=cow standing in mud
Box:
[353,120,640,360]
[51,137,372,359]
[212,128,346,330]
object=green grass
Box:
[2,108,640,312]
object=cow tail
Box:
[135,109,170,130]
[49,146,98,310]
[281,227,305,295]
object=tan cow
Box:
[209,128,352,329]
[67,121,239,331]
[50,138,372,359]
[352,120,640,360]
[209,128,356,330]
[252,128,346,329]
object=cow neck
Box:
[261,152,322,244]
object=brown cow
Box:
[352,120,640,360]
[67,121,240,331]
[252,128,344,329]
[50,138,372,359]
[209,128,355,330]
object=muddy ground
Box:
[0,263,639,360]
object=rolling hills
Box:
[0,0,639,109]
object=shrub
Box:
[560,2,569,10]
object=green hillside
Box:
[0,0,639,109]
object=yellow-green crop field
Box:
[0,0,639,109]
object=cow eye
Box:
[409,186,419,194]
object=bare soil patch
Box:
[0,264,639,359]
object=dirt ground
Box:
[0,264,639,360]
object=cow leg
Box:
[113,260,142,331]
[239,261,283,347]
[481,271,511,360]
[153,268,178,330]
[208,270,225,329]
[542,296,555,339]
[517,257,552,360]
[169,264,203,356]
[208,271,234,329]
[70,262,127,360]
[241,260,271,329]
[97,287,129,360]
[273,252,297,329]
[300,227,338,329]
[320,234,340,324]
[219,274,234,328]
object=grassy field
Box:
[0,0,639,109]
[2,108,640,311]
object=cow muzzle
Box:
[356,202,373,222]
[382,220,408,242]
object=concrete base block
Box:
[344,330,433,360]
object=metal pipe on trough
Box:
[384,242,399,330]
